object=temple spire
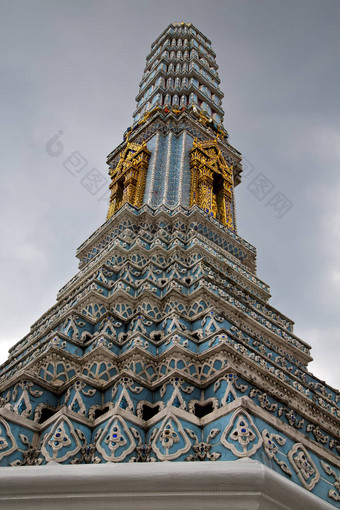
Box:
[1,26,338,510]
[106,22,241,231]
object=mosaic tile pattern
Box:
[144,132,193,208]
[0,22,339,509]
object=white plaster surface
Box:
[0,458,334,510]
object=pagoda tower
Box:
[0,23,339,509]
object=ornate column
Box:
[107,142,151,219]
[190,138,235,230]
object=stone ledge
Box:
[0,458,334,510]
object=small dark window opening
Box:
[37,408,55,423]
[194,402,214,418]
[212,173,223,221]
[116,178,124,209]
[94,406,110,419]
[142,404,160,421]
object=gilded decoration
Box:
[107,141,151,219]
[189,138,234,230]
[1,25,339,510]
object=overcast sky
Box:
[0,0,339,389]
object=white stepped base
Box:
[0,458,333,510]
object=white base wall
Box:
[0,458,334,510]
